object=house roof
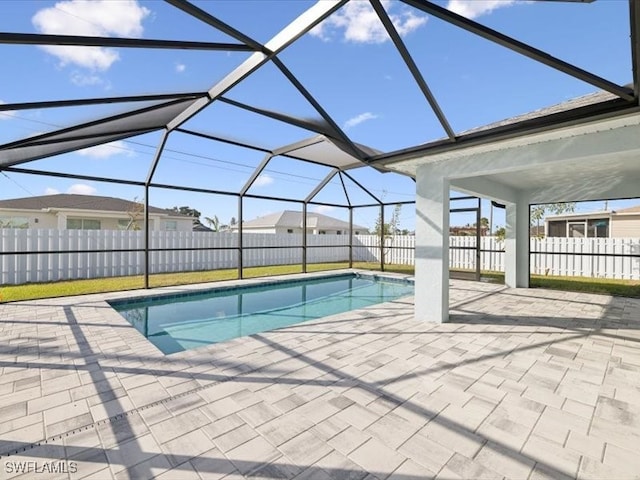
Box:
[614,205,640,214]
[0,194,183,216]
[237,210,368,231]
[545,210,612,221]
[461,89,620,136]
[545,205,640,220]
[383,85,636,176]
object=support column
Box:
[348,207,353,268]
[505,193,530,288]
[302,202,307,273]
[144,185,150,289]
[57,212,67,229]
[415,167,450,323]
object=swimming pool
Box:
[110,273,414,354]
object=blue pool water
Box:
[110,274,414,354]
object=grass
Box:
[531,274,640,297]
[451,268,640,298]
[0,262,375,303]
[1,263,638,303]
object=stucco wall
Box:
[0,211,57,229]
[611,215,640,237]
[0,208,192,231]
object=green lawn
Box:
[1,263,638,302]
[0,262,381,303]
[451,269,640,298]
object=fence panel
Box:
[1,230,640,284]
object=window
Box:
[318,230,326,235]
[547,221,566,237]
[568,222,585,238]
[0,216,29,229]
[165,220,177,231]
[336,230,342,235]
[287,229,294,234]
[118,219,144,230]
[67,218,101,230]
[588,219,609,238]
[118,219,131,230]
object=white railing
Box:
[1,230,639,284]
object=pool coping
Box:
[108,270,414,308]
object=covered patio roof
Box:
[383,90,640,205]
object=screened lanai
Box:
[4,2,640,479]
[0,0,639,312]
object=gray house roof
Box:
[0,194,183,216]
[462,88,620,136]
[236,210,368,232]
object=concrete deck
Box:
[1,272,639,479]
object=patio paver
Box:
[1,272,640,479]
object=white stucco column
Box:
[415,165,450,323]
[505,193,530,288]
[56,212,67,229]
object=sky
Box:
[0,0,636,232]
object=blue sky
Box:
[0,0,636,232]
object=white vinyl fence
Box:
[367,235,640,280]
[1,230,639,284]
[0,230,350,284]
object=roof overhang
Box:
[545,211,612,221]
[387,108,640,205]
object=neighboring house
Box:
[230,210,368,235]
[0,194,193,231]
[545,205,640,238]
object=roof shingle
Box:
[0,194,182,216]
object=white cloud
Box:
[0,100,17,121]
[32,0,150,71]
[311,0,426,44]
[446,0,516,19]
[253,174,274,187]
[70,71,109,87]
[344,112,379,130]
[313,205,335,215]
[175,63,186,73]
[67,183,97,195]
[45,184,97,195]
[76,141,131,159]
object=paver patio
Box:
[0,272,639,479]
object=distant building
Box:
[545,205,640,238]
[230,210,368,235]
[0,194,192,231]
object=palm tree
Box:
[204,215,220,232]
